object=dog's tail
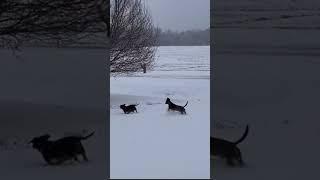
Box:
[183,101,188,107]
[135,103,139,106]
[81,131,95,140]
[233,125,249,145]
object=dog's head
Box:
[120,104,126,109]
[165,98,171,104]
[29,134,51,150]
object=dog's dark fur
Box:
[211,125,249,166]
[120,104,138,114]
[165,98,188,114]
[29,132,95,165]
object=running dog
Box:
[165,98,188,114]
[120,104,139,114]
[29,132,95,165]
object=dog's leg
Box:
[80,146,89,162]
[239,159,245,167]
[238,154,245,166]
[236,148,244,166]
[74,155,80,162]
[226,158,235,166]
[49,159,63,166]
[82,152,88,162]
[44,157,59,166]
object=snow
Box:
[110,46,210,179]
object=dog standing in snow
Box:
[165,97,188,114]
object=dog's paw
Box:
[239,164,247,168]
[41,163,50,167]
[282,119,289,125]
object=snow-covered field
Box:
[212,1,320,179]
[0,47,108,179]
[110,46,210,179]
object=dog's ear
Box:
[28,134,50,144]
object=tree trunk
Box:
[141,64,147,73]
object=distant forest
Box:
[21,29,210,48]
[156,28,210,46]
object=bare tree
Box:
[0,0,109,50]
[110,0,158,75]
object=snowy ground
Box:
[212,1,320,179]
[110,46,210,179]
[0,48,107,179]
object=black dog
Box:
[211,125,249,166]
[165,98,188,114]
[29,132,95,165]
[120,104,138,114]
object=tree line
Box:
[156,28,210,46]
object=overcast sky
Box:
[145,0,210,32]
